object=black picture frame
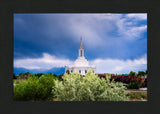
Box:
[0,0,160,114]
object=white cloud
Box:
[122,25,147,39]
[90,54,147,74]
[43,14,124,47]
[66,13,147,43]
[117,17,147,40]
[14,53,147,74]
[126,13,147,20]
[14,53,74,70]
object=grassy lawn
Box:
[127,91,147,101]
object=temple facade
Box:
[65,37,96,75]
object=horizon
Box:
[14,13,147,75]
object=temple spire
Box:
[79,36,84,57]
[80,36,83,49]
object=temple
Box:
[65,37,96,75]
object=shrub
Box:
[38,74,57,100]
[127,81,140,89]
[52,70,128,101]
[13,76,46,101]
[13,74,56,101]
[110,75,141,84]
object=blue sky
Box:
[14,13,147,74]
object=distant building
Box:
[65,37,96,75]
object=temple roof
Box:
[74,56,89,67]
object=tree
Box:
[35,73,44,78]
[18,72,24,79]
[122,74,127,76]
[137,71,145,76]
[129,71,136,76]
[18,72,31,80]
[19,72,23,76]
[48,72,53,76]
[24,72,31,76]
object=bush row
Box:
[14,70,129,101]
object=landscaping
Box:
[13,70,147,101]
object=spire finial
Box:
[80,36,82,43]
[80,36,83,49]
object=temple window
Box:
[81,50,82,56]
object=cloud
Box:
[126,13,147,20]
[66,14,123,47]
[14,53,74,70]
[14,13,147,74]
[14,52,147,74]
[14,13,147,50]
[65,13,147,43]
[116,15,147,40]
[90,54,147,74]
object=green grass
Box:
[127,92,147,99]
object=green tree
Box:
[53,74,58,77]
[129,71,136,76]
[48,72,53,76]
[18,72,32,80]
[137,71,145,76]
[35,73,44,78]
[24,72,31,76]
[19,72,23,76]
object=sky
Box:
[14,13,147,75]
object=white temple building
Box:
[65,37,96,75]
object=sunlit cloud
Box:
[90,54,147,74]
[126,13,147,20]
[14,53,74,70]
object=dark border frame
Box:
[0,0,160,114]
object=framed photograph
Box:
[13,13,147,101]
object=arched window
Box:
[85,70,87,73]
[81,50,82,56]
[79,70,81,73]
[71,70,73,72]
